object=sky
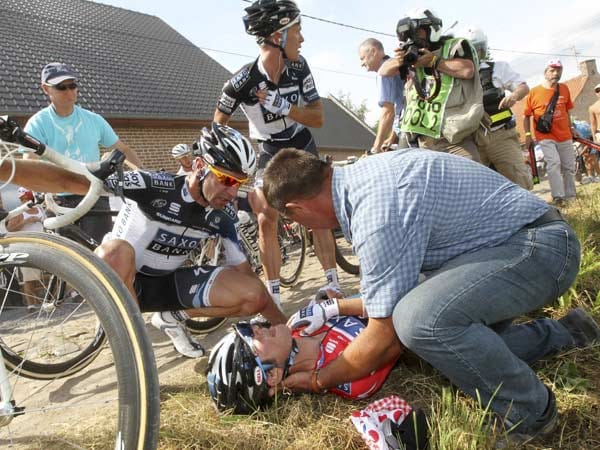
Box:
[93,0,600,125]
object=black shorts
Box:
[257,127,318,171]
[134,265,224,312]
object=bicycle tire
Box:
[0,232,159,449]
[333,229,360,275]
[185,316,228,335]
[279,218,306,287]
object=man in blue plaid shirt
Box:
[262,148,600,444]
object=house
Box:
[0,0,374,175]
[513,59,600,142]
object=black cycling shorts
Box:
[257,127,318,170]
[134,265,224,312]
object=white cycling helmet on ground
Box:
[397,8,443,43]
[460,25,488,60]
[171,143,191,159]
[195,123,257,177]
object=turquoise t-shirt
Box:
[24,105,119,162]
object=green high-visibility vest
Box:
[400,39,458,139]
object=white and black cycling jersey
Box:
[105,170,246,276]
[217,56,319,142]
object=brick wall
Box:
[111,126,204,172]
[108,121,248,172]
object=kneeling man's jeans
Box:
[392,221,580,431]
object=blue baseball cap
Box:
[41,62,79,86]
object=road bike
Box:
[0,116,159,449]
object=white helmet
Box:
[398,8,443,43]
[195,123,257,177]
[460,25,488,59]
[171,143,191,159]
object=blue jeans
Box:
[392,220,580,431]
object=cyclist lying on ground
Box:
[206,295,400,414]
[0,122,286,358]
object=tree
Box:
[336,91,369,123]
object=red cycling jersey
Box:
[292,315,397,399]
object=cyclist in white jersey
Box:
[3,123,286,358]
[214,0,341,308]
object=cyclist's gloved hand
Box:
[287,297,340,336]
[261,90,292,117]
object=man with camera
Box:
[523,60,576,207]
[462,26,533,190]
[379,8,482,161]
[358,38,405,153]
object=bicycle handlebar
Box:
[0,115,120,230]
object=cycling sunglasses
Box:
[234,321,297,379]
[207,164,248,187]
[52,82,78,91]
[234,322,277,373]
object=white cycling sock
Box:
[324,268,340,287]
[167,310,190,323]
[267,279,282,307]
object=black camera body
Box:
[399,39,420,66]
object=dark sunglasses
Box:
[53,82,78,91]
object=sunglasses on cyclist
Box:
[52,82,78,91]
[207,164,248,187]
[234,321,298,379]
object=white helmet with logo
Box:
[460,25,488,59]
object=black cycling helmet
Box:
[243,0,301,43]
[194,122,257,176]
[206,324,273,414]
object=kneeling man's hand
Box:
[287,298,340,336]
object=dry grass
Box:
[115,185,600,450]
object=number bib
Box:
[400,40,457,139]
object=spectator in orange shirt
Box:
[523,59,577,207]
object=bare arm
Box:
[282,316,403,392]
[5,214,26,232]
[213,109,231,126]
[430,56,474,79]
[379,54,401,77]
[372,103,395,152]
[288,99,324,128]
[111,139,142,170]
[0,160,89,195]
[499,82,529,109]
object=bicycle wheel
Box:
[279,218,306,287]
[185,316,228,335]
[333,229,360,275]
[0,232,159,449]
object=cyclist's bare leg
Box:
[95,239,138,302]
[249,188,283,304]
[186,268,286,324]
[312,228,336,272]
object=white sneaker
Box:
[593,176,600,183]
[580,176,593,185]
[151,311,206,358]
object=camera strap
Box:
[544,84,560,117]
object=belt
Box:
[524,207,564,229]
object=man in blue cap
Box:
[23,62,142,242]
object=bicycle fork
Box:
[0,351,25,426]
